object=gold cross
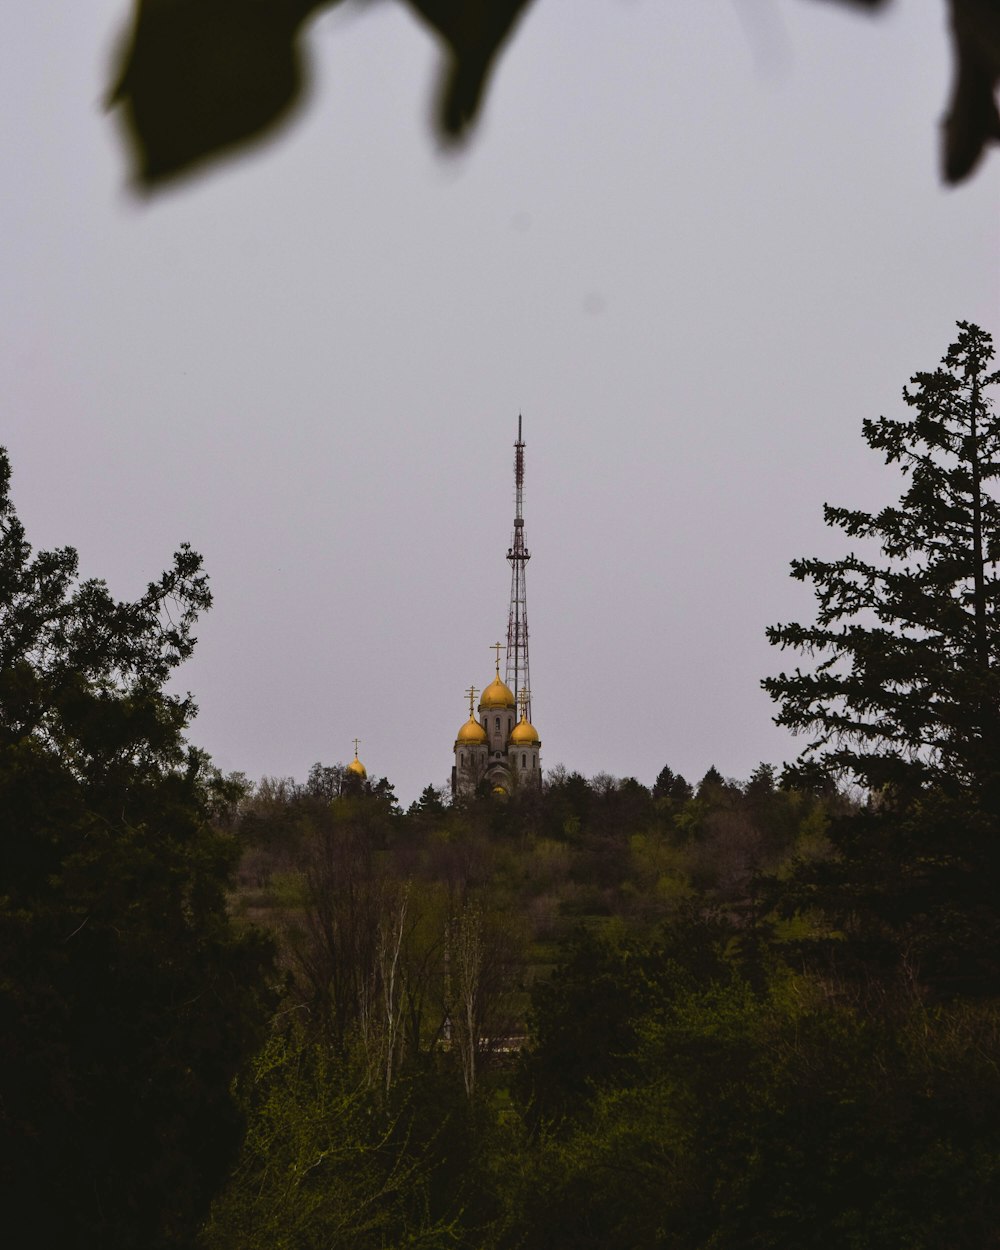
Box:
[465,685,479,717]
[518,688,529,717]
[490,641,503,672]
[352,737,361,758]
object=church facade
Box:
[452,661,541,798]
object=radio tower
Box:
[505,415,532,723]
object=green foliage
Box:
[0,448,274,1248]
[515,918,737,1133]
[779,791,1000,996]
[239,757,837,999]
[216,758,854,1247]
[210,729,1000,1250]
[201,1027,484,1250]
[509,961,1000,1250]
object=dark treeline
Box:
[200,759,855,1249]
[5,323,1000,1248]
[203,728,1000,1249]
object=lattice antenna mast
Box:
[505,415,532,723]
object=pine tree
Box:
[764,321,1000,802]
[764,323,1000,993]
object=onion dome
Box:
[346,746,367,779]
[457,685,488,745]
[510,713,540,746]
[480,671,515,709]
[456,715,488,745]
[480,644,516,709]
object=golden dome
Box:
[456,715,488,745]
[480,672,515,709]
[346,753,367,779]
[510,714,540,746]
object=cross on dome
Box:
[347,738,367,778]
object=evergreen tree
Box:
[764,324,1000,992]
[652,763,693,803]
[764,322,1000,801]
[695,765,727,798]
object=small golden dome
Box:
[347,754,367,779]
[456,716,488,745]
[480,673,515,709]
[510,714,540,746]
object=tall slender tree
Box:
[764,322,1000,802]
[764,324,1000,992]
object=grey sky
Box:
[3,1,998,804]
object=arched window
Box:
[533,753,537,767]
[508,717,513,735]
[495,716,500,731]
[522,753,526,768]
[460,752,465,765]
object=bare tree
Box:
[446,898,523,1099]
[288,812,383,1052]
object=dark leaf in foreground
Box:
[109,0,326,187]
[403,0,535,138]
[108,0,998,189]
[943,0,1000,182]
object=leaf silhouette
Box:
[942,0,1000,182]
[402,0,535,138]
[107,0,998,191]
[109,0,327,187]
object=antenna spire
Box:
[505,415,532,723]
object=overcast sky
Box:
[3,0,998,803]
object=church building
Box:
[452,418,542,797]
[453,657,542,797]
